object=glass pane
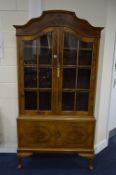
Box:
[39,48,52,64]
[23,40,37,64]
[24,68,37,88]
[64,33,78,48]
[77,69,91,89]
[63,32,78,65]
[78,50,92,65]
[76,92,89,111]
[62,92,75,111]
[37,33,52,64]
[39,33,52,47]
[63,49,77,65]
[79,41,93,49]
[25,91,37,110]
[63,68,76,88]
[39,91,51,110]
[39,68,52,88]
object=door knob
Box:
[53,54,57,59]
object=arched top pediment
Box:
[14,10,103,38]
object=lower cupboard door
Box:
[17,118,95,150]
[54,121,95,149]
[18,120,55,148]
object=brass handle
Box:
[57,65,60,78]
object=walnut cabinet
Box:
[14,10,103,169]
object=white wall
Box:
[109,50,116,131]
[28,0,42,19]
[0,0,29,152]
[107,1,116,132]
[0,0,116,153]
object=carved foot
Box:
[17,152,33,169]
[17,157,23,169]
[88,157,94,170]
[88,161,94,170]
[18,163,23,169]
[89,164,94,170]
[79,152,94,170]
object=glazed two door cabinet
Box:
[14,10,103,169]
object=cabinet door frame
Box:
[58,27,99,116]
[18,27,59,114]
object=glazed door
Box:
[58,28,95,116]
[20,29,59,114]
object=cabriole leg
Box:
[17,152,33,169]
[88,157,94,170]
[79,152,95,170]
